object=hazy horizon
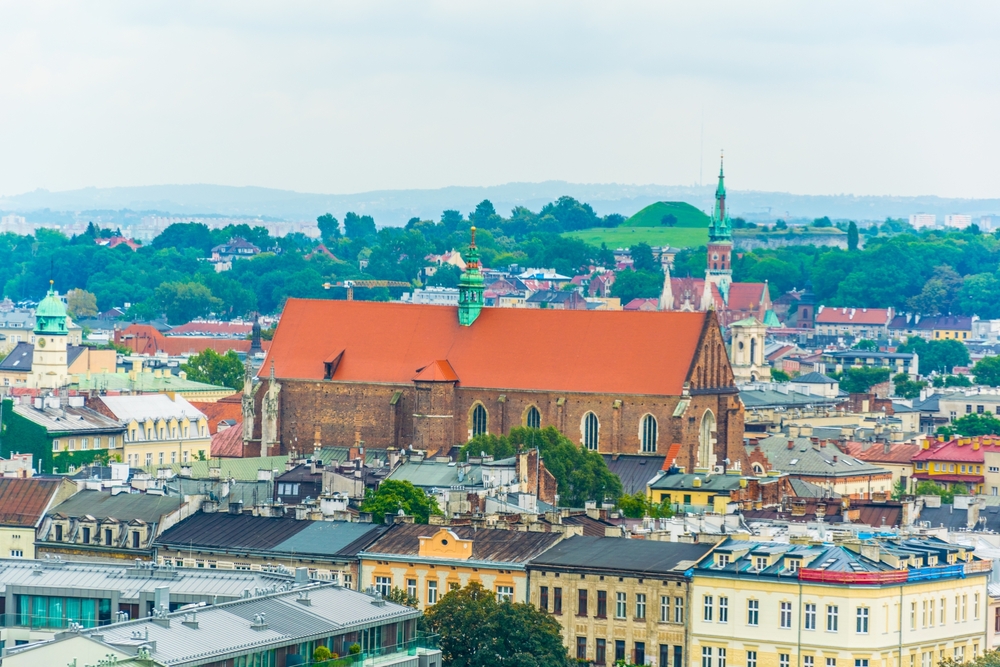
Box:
[1,2,998,199]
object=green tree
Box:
[949,413,1000,436]
[913,480,954,504]
[313,646,333,662]
[617,491,673,519]
[838,367,890,394]
[847,221,859,251]
[939,648,1000,667]
[957,273,1000,318]
[66,288,98,319]
[154,281,222,324]
[360,480,441,524]
[630,243,658,272]
[771,369,791,382]
[386,587,420,608]
[344,212,377,239]
[317,213,341,244]
[180,349,244,390]
[424,583,571,667]
[660,214,677,227]
[459,427,623,507]
[852,339,877,351]
[892,372,927,399]
[898,337,970,375]
[611,269,663,304]
[973,356,1000,387]
[812,216,833,228]
[908,266,963,315]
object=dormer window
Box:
[786,559,799,573]
[717,554,730,567]
[754,556,768,571]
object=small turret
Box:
[457,227,484,326]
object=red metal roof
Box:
[844,441,923,465]
[413,360,459,382]
[727,283,768,311]
[912,437,1000,463]
[912,473,984,483]
[210,425,245,458]
[190,396,243,434]
[266,299,710,395]
[168,321,254,336]
[815,307,892,325]
[0,479,67,527]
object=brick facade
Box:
[254,311,747,471]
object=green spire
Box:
[458,227,485,326]
[708,153,732,243]
[34,281,68,336]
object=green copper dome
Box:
[35,282,68,335]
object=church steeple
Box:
[458,227,484,326]
[708,153,732,243]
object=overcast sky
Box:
[0,2,997,199]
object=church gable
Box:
[685,311,737,392]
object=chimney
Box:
[883,441,891,455]
[787,440,795,450]
[832,455,838,464]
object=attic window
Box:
[324,350,345,380]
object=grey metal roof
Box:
[12,402,126,435]
[69,583,420,667]
[49,490,183,523]
[527,535,711,575]
[387,460,484,489]
[602,455,666,495]
[748,435,891,479]
[648,472,746,492]
[0,558,297,603]
[0,342,32,371]
[795,371,836,384]
[740,388,841,409]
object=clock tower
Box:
[30,282,70,389]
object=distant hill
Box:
[1,182,999,228]
[625,201,711,228]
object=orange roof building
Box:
[248,296,746,470]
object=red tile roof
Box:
[623,298,659,311]
[727,283,769,311]
[911,437,1000,464]
[266,299,712,395]
[0,478,68,527]
[116,324,270,356]
[815,307,892,325]
[211,424,245,458]
[843,441,923,465]
[190,396,243,434]
[168,321,253,336]
[413,360,459,382]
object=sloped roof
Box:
[602,455,666,495]
[648,472,746,492]
[623,298,659,311]
[191,396,243,434]
[727,283,768,311]
[49,490,183,523]
[167,321,253,336]
[361,523,562,564]
[387,460,484,488]
[413,360,459,382]
[527,535,711,574]
[815,307,891,325]
[795,371,836,384]
[98,393,205,423]
[145,455,289,481]
[912,437,1000,463]
[12,403,125,435]
[266,299,711,395]
[750,435,891,478]
[0,478,69,527]
[843,441,922,465]
[155,512,387,558]
[116,323,270,356]
[0,342,33,371]
[211,425,244,458]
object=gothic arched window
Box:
[471,404,488,438]
[641,414,658,453]
[526,406,541,429]
[583,412,599,450]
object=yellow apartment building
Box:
[358,524,563,610]
[690,537,990,667]
[527,535,714,667]
[93,393,211,467]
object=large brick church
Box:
[244,231,747,474]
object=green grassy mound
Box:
[624,201,711,228]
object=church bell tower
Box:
[705,154,733,304]
[30,281,69,389]
[457,227,484,326]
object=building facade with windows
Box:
[90,393,211,468]
[0,395,126,475]
[358,524,562,610]
[526,535,713,667]
[247,230,747,474]
[911,437,1000,495]
[690,537,990,667]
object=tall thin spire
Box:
[708,152,731,244]
[458,227,484,326]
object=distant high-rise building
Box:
[908,213,936,229]
[944,214,973,229]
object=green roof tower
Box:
[458,227,484,327]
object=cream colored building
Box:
[0,478,78,560]
[527,535,713,667]
[691,538,990,667]
[94,393,211,467]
